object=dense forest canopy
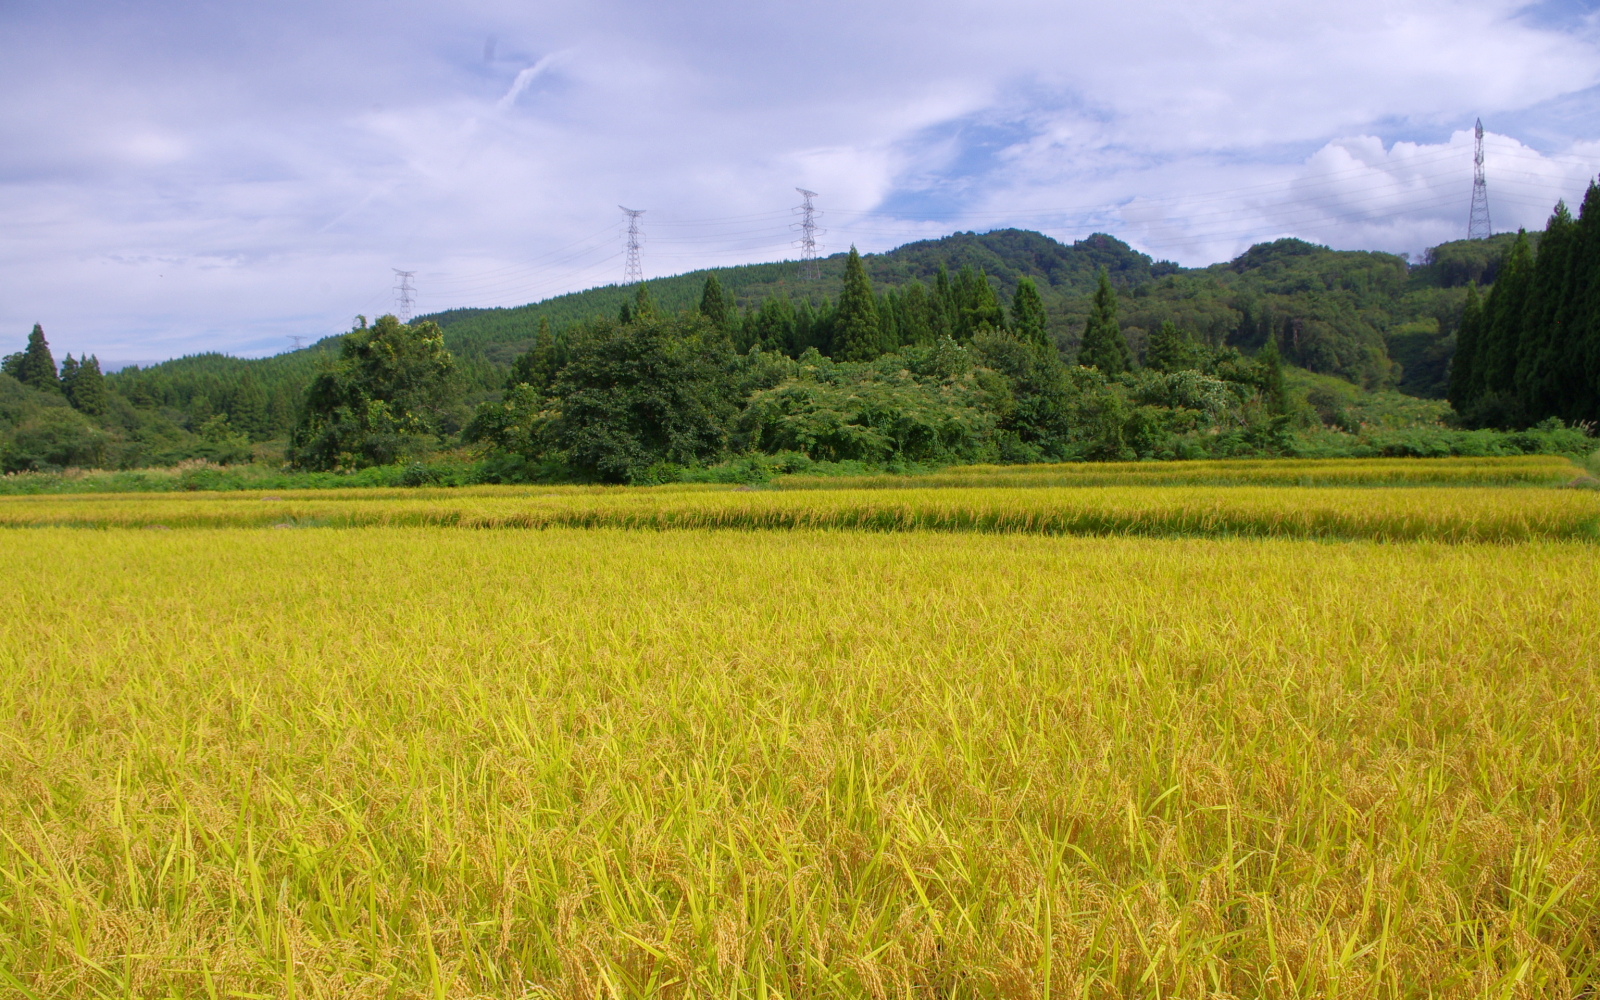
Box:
[4,193,1597,476]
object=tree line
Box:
[1448,180,1600,429]
[6,209,1596,476]
[442,255,1295,483]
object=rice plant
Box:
[2,527,1597,998]
[2,479,1596,542]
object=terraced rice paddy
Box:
[1,457,1597,998]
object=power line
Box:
[392,269,417,322]
[1469,119,1493,240]
[620,207,645,284]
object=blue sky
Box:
[2,0,1598,363]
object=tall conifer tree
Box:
[71,355,110,417]
[1009,277,1049,348]
[699,274,730,328]
[1257,336,1288,414]
[1447,283,1483,415]
[932,265,956,341]
[633,283,658,321]
[1144,320,1199,372]
[1568,180,1600,424]
[1076,269,1132,374]
[231,372,268,436]
[833,246,883,362]
[1474,231,1533,404]
[13,324,60,391]
[949,266,1003,340]
[1517,203,1574,419]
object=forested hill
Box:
[420,227,1510,395]
[419,229,1174,364]
[6,226,1524,462]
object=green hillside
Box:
[421,230,1169,362]
[422,228,1471,390]
[2,226,1538,473]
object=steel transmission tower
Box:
[392,269,417,322]
[1468,119,1492,240]
[793,188,823,280]
[619,207,645,284]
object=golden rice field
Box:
[2,479,1598,544]
[2,458,1598,998]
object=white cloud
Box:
[1,0,1598,359]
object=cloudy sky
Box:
[3,0,1599,363]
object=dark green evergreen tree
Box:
[507,317,561,392]
[1144,320,1199,372]
[833,246,883,362]
[1075,269,1132,374]
[741,295,796,354]
[12,324,60,391]
[1009,277,1049,348]
[1517,203,1575,419]
[61,354,110,416]
[1447,283,1483,415]
[1472,230,1533,410]
[1257,336,1288,414]
[932,265,956,341]
[633,283,658,322]
[950,265,1003,341]
[895,281,937,346]
[230,372,269,437]
[58,353,79,391]
[1565,180,1600,424]
[699,274,730,328]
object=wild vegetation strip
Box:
[2,528,1596,997]
[3,480,1597,542]
[774,454,1585,490]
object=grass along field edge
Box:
[773,454,1590,490]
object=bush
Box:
[737,348,998,465]
[1,407,109,472]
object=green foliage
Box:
[1077,269,1132,374]
[1009,277,1048,347]
[1384,319,1453,399]
[289,315,461,470]
[832,247,884,362]
[1257,336,1288,415]
[6,324,61,392]
[737,344,998,464]
[1410,233,1525,288]
[947,265,1004,341]
[1447,284,1483,415]
[1446,188,1600,429]
[1123,239,1411,388]
[37,216,1600,478]
[419,229,1163,369]
[1143,320,1200,373]
[499,312,739,483]
[61,353,110,416]
[699,274,731,329]
[108,344,335,441]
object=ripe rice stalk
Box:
[2,528,1598,997]
[1,481,1596,543]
